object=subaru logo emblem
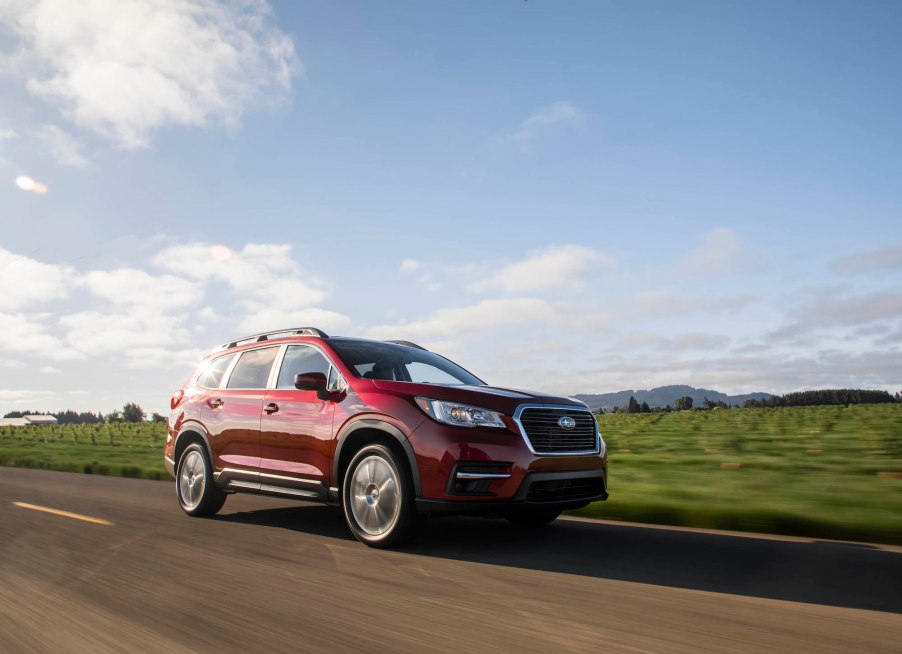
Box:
[558,416,576,430]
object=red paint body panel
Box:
[201,389,263,471]
[260,389,334,483]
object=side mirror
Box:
[294,372,329,400]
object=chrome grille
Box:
[517,406,599,455]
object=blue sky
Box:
[1,0,900,414]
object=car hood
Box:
[370,380,588,414]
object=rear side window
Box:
[227,347,278,389]
[196,354,235,389]
[276,345,330,389]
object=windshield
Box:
[328,340,484,386]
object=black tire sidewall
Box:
[342,443,414,547]
[176,442,222,516]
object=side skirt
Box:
[214,468,330,503]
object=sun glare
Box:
[15,175,48,194]
[209,244,232,261]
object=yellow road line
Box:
[11,502,114,526]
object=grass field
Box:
[572,404,902,544]
[1,404,901,543]
[0,422,170,480]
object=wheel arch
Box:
[333,419,422,497]
[173,425,215,472]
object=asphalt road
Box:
[1,468,900,653]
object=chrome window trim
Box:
[218,352,242,389]
[268,343,290,389]
[211,340,347,392]
[512,403,601,456]
[272,342,346,391]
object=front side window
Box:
[196,354,235,388]
[277,345,331,389]
[226,347,278,389]
[329,339,483,386]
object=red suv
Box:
[165,327,608,547]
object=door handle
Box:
[263,402,279,414]
[208,398,224,409]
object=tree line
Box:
[603,389,900,413]
[741,389,899,408]
[4,403,166,424]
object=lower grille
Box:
[517,406,598,454]
[525,476,606,503]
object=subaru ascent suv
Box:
[165,327,608,547]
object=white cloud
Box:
[509,101,584,151]
[117,345,208,370]
[59,309,192,358]
[678,228,745,275]
[631,290,755,317]
[0,388,87,406]
[472,244,611,294]
[153,243,326,308]
[154,242,327,309]
[0,125,16,160]
[773,291,902,340]
[399,258,421,273]
[80,267,202,312]
[154,241,351,340]
[0,247,73,311]
[831,244,902,274]
[0,311,81,360]
[418,273,442,292]
[32,124,88,167]
[367,298,560,341]
[237,307,352,335]
[0,0,299,148]
[620,332,731,351]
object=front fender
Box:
[332,417,422,497]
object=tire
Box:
[342,443,418,548]
[176,442,226,517]
[506,507,561,527]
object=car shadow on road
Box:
[217,505,901,614]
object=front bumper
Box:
[409,417,607,502]
[416,469,607,514]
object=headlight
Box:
[415,397,506,428]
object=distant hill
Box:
[573,385,773,411]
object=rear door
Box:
[201,346,279,475]
[260,344,338,485]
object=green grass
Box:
[0,422,170,480]
[568,404,902,544]
[2,405,901,544]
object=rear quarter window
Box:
[196,354,236,389]
[226,347,279,389]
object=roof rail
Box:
[220,327,329,350]
[385,339,427,351]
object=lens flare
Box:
[209,244,232,261]
[15,176,49,194]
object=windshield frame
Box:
[327,339,486,386]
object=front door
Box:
[202,346,279,474]
[260,344,337,485]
